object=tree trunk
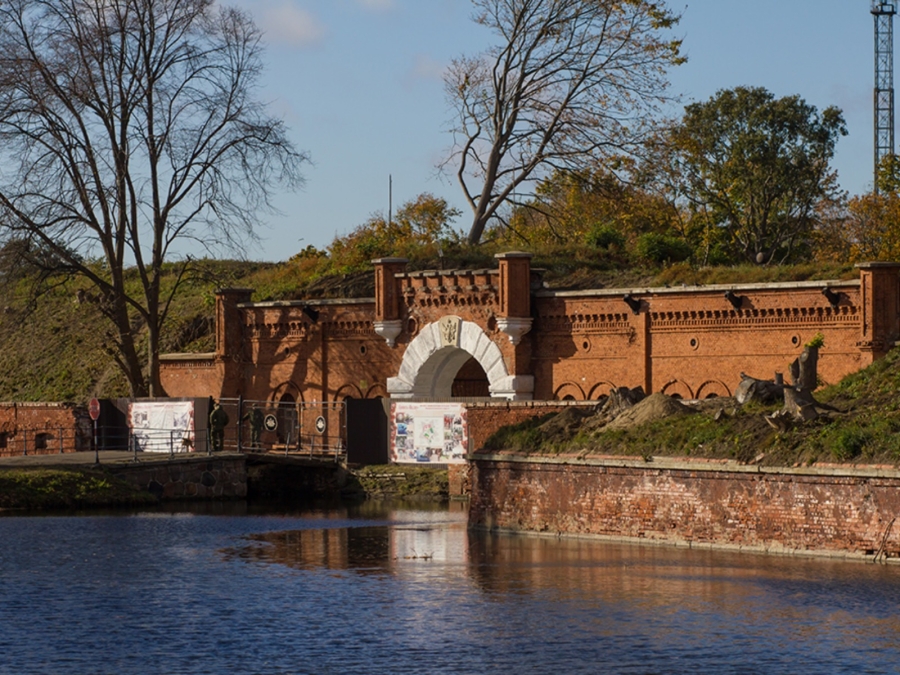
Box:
[789,346,818,391]
[147,324,162,398]
[467,211,490,245]
[784,346,820,421]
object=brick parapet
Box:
[469,454,900,560]
[159,259,895,407]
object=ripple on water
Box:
[1,505,899,674]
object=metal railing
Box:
[216,398,346,460]
[0,399,349,463]
[0,427,89,457]
[0,425,213,460]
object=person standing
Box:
[209,400,229,452]
[242,404,263,448]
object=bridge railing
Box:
[215,398,346,460]
[0,424,218,460]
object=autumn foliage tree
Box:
[442,0,684,245]
[816,195,900,264]
[661,87,846,264]
[322,194,462,274]
[499,169,684,256]
[815,155,900,264]
[0,0,306,396]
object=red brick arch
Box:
[271,381,303,404]
[695,380,732,399]
[365,383,388,399]
[554,382,586,401]
[661,379,694,400]
[587,381,618,400]
[334,383,364,401]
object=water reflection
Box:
[222,501,469,573]
[3,502,900,674]
[223,504,900,669]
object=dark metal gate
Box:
[345,399,388,466]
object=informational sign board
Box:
[128,400,195,453]
[389,402,468,465]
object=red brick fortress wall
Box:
[533,278,865,401]
[159,260,900,408]
[469,455,900,560]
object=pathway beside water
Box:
[1,501,899,674]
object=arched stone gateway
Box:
[387,316,534,400]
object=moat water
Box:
[1,501,899,675]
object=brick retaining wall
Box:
[469,454,900,560]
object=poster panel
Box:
[129,400,195,453]
[390,402,467,464]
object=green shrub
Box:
[831,427,869,461]
[585,224,625,251]
[634,232,693,264]
[806,332,825,349]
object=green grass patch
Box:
[350,465,448,500]
[0,468,157,509]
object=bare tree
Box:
[442,0,683,245]
[0,0,307,397]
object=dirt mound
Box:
[688,396,738,414]
[605,392,695,430]
[538,406,597,436]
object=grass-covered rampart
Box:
[482,347,900,468]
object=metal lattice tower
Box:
[874,1,897,191]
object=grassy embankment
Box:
[0,468,158,510]
[483,345,900,468]
[348,465,449,501]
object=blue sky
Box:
[229,0,878,261]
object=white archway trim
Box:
[387,318,534,400]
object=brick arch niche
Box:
[661,379,693,400]
[696,380,731,399]
[387,316,534,400]
[554,382,585,401]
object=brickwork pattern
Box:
[160,260,899,413]
[469,457,900,558]
[0,403,91,457]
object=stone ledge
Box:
[470,451,900,480]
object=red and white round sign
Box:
[88,398,101,421]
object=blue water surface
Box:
[1,501,899,675]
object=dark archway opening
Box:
[452,356,490,398]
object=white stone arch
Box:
[387,317,534,400]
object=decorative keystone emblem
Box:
[439,315,462,347]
